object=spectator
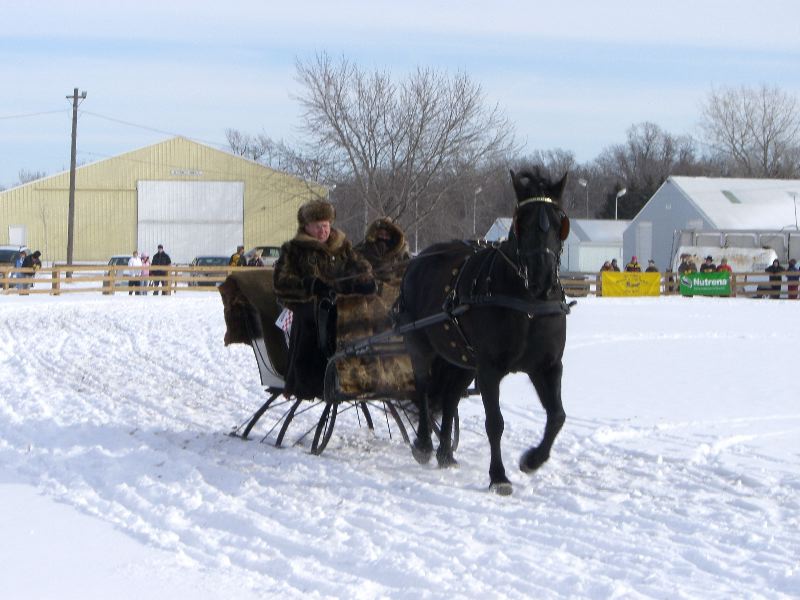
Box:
[598,261,613,296]
[645,259,658,273]
[140,252,150,293]
[14,249,26,289]
[700,255,716,273]
[127,250,143,296]
[610,258,621,272]
[786,258,798,300]
[229,245,247,267]
[625,255,641,272]
[715,257,734,297]
[716,257,733,274]
[19,250,41,291]
[273,198,375,400]
[247,249,265,267]
[765,258,783,299]
[151,244,172,295]
[678,254,697,275]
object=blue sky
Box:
[2,0,800,188]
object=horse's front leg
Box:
[520,361,566,473]
[478,368,512,495]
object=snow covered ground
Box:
[1,293,798,599]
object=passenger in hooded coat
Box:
[274,199,376,400]
[354,217,411,291]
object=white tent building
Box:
[484,218,629,272]
[624,176,800,271]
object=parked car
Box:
[1,245,30,289]
[245,245,281,266]
[189,255,230,286]
[0,245,30,268]
[105,255,132,288]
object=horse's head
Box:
[508,168,570,297]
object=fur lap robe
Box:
[218,270,288,379]
[335,282,415,398]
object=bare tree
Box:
[293,53,516,243]
[700,85,800,177]
[226,128,335,193]
[18,169,47,185]
[594,122,699,219]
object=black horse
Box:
[397,168,571,495]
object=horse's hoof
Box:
[489,482,513,496]
[519,448,548,473]
[436,453,458,469]
[411,440,433,464]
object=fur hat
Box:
[298,199,335,227]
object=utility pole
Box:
[66,88,87,267]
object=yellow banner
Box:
[601,272,661,297]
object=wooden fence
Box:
[0,264,254,296]
[1,265,798,299]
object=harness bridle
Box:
[501,196,568,291]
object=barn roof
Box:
[670,176,800,230]
[571,219,629,243]
[484,217,630,243]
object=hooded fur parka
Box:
[354,218,410,286]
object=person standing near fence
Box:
[786,258,798,300]
[20,250,41,291]
[140,252,150,293]
[678,254,696,275]
[700,255,717,273]
[765,259,783,299]
[127,251,143,296]
[247,249,264,267]
[151,244,171,295]
[625,256,641,272]
[14,249,26,289]
[229,245,246,267]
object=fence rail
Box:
[0,264,256,295]
[1,266,798,299]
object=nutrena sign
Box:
[680,272,731,296]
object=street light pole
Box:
[578,178,588,219]
[472,186,482,237]
[615,188,627,220]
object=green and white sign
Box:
[680,272,731,296]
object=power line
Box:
[80,110,228,148]
[0,109,67,120]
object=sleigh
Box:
[218,271,459,455]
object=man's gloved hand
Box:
[303,276,334,298]
[352,278,377,295]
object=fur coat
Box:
[273,227,374,308]
[354,218,411,285]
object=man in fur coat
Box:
[355,217,411,289]
[273,199,375,400]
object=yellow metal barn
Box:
[0,137,325,263]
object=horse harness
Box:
[435,239,573,367]
[337,197,574,366]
